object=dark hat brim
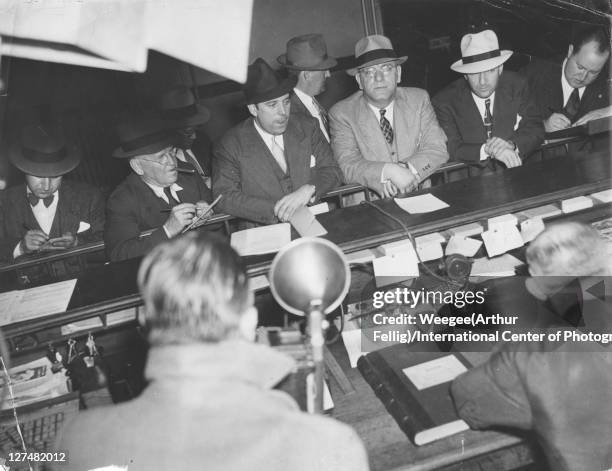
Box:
[245,76,297,105]
[161,103,211,129]
[112,137,174,159]
[9,143,81,177]
[347,56,407,76]
[277,54,338,71]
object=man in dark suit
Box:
[329,35,448,198]
[213,58,341,225]
[105,117,213,262]
[521,25,610,133]
[0,124,104,263]
[278,34,337,142]
[433,30,544,173]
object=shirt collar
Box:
[143,181,183,199]
[253,118,284,149]
[26,187,59,206]
[293,87,319,115]
[367,100,395,126]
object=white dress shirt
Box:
[13,189,59,258]
[293,87,330,142]
[471,92,496,161]
[253,119,286,168]
[144,181,184,238]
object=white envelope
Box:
[310,155,316,168]
[77,221,91,233]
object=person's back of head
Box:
[137,231,257,346]
[526,221,609,277]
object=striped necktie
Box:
[379,109,394,144]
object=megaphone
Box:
[269,238,350,413]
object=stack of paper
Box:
[590,189,612,203]
[561,196,594,213]
[230,223,291,256]
[448,222,484,238]
[414,233,445,262]
[518,204,562,220]
[445,235,482,257]
[470,254,522,277]
[289,206,327,237]
[520,217,546,243]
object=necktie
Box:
[27,193,54,208]
[379,109,394,145]
[313,98,330,136]
[564,88,580,122]
[484,98,493,139]
[163,186,180,207]
[184,149,206,177]
[270,136,288,173]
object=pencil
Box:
[181,195,223,233]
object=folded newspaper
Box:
[0,357,69,409]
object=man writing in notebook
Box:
[104,116,213,262]
[432,29,543,173]
[329,35,448,198]
[54,233,369,471]
[213,58,341,226]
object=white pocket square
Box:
[310,155,316,168]
[77,221,91,234]
[514,114,522,131]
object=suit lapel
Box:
[357,96,391,160]
[459,84,488,141]
[18,186,41,232]
[244,120,288,189]
[492,77,514,135]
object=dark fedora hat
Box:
[158,86,211,128]
[277,34,337,71]
[9,124,80,177]
[113,115,174,158]
[244,58,296,105]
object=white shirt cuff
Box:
[479,144,489,161]
[162,224,172,239]
[13,241,23,259]
[406,163,419,180]
[380,163,391,183]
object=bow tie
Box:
[27,193,54,208]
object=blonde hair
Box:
[526,222,609,276]
[137,232,251,345]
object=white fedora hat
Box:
[451,30,513,74]
[347,35,407,76]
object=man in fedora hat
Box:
[432,29,543,172]
[329,35,448,198]
[278,34,337,142]
[0,124,105,262]
[158,86,214,185]
[213,58,341,226]
[104,116,213,262]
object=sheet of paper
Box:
[378,238,414,256]
[561,196,593,214]
[520,217,545,243]
[590,189,612,203]
[230,223,291,256]
[470,254,522,277]
[518,204,561,220]
[403,355,467,390]
[308,202,330,215]
[342,328,365,369]
[481,226,524,257]
[249,274,270,292]
[289,206,327,237]
[487,213,518,230]
[11,279,77,323]
[416,240,443,262]
[106,307,138,326]
[445,235,482,257]
[414,232,445,245]
[61,317,104,335]
[394,194,449,214]
[448,222,483,237]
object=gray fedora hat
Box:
[277,34,337,71]
[9,124,80,177]
[347,35,407,76]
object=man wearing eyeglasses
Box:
[104,116,213,262]
[329,35,448,199]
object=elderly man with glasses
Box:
[104,116,213,262]
[329,35,448,199]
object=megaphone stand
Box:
[307,300,326,414]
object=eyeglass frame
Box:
[136,146,180,166]
[358,62,399,79]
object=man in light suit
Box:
[0,124,104,263]
[329,35,448,198]
[213,58,341,226]
[278,34,337,142]
[105,116,213,262]
[432,29,544,173]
